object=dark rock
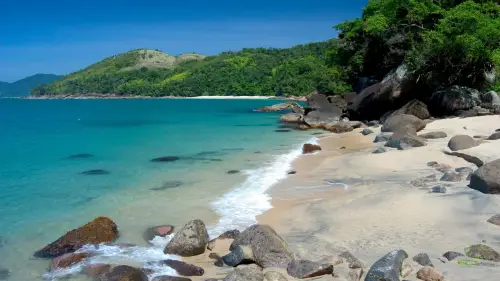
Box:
[364,249,408,281]
[34,216,118,258]
[487,132,500,140]
[324,121,363,133]
[416,266,444,281]
[443,151,484,167]
[480,91,500,109]
[386,130,426,150]
[419,132,447,139]
[340,146,346,149]
[279,113,302,123]
[264,271,287,281]
[457,106,492,118]
[101,265,148,281]
[161,260,204,276]
[227,170,240,174]
[230,224,294,269]
[456,167,474,174]
[487,214,500,226]
[339,251,364,269]
[442,251,464,261]
[150,181,183,191]
[0,268,9,281]
[275,129,291,133]
[222,265,263,281]
[84,264,112,278]
[151,156,180,163]
[392,99,430,120]
[410,175,437,188]
[373,147,386,154]
[434,163,453,173]
[447,135,478,151]
[427,161,438,167]
[474,135,485,139]
[430,86,481,116]
[143,225,175,242]
[354,77,379,94]
[81,169,110,175]
[465,244,500,261]
[303,106,343,129]
[373,134,391,143]
[302,144,322,154]
[207,229,240,250]
[440,171,462,182]
[209,253,225,267]
[328,95,349,111]
[287,171,297,175]
[367,120,380,127]
[431,186,447,193]
[51,253,88,270]
[413,253,433,267]
[67,153,94,159]
[153,276,192,281]
[362,129,374,136]
[255,102,302,113]
[164,219,209,257]
[286,260,333,278]
[470,158,500,194]
[221,246,251,267]
[381,114,426,133]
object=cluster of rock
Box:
[31,218,500,281]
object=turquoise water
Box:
[0,99,313,280]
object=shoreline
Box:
[24,94,307,101]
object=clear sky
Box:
[0,0,367,82]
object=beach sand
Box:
[256,115,500,281]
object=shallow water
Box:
[0,99,312,281]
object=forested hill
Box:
[31,41,349,97]
[0,74,62,97]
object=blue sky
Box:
[0,0,367,82]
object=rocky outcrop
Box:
[464,244,500,261]
[280,113,302,123]
[419,132,447,139]
[34,216,119,258]
[381,114,426,133]
[302,144,321,154]
[228,224,294,269]
[287,260,333,279]
[364,249,408,281]
[143,225,174,242]
[223,265,263,281]
[447,135,478,151]
[164,220,209,257]
[101,265,148,281]
[50,253,88,270]
[429,85,481,116]
[255,102,303,113]
[160,260,205,276]
[469,158,500,194]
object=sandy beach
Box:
[255,115,500,281]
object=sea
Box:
[0,98,316,281]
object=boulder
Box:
[209,253,225,267]
[442,251,464,261]
[362,129,374,136]
[51,253,88,270]
[280,113,302,123]
[303,106,343,128]
[348,268,364,281]
[373,147,386,154]
[464,244,500,261]
[164,220,209,257]
[302,144,321,154]
[440,171,462,182]
[385,130,427,150]
[487,214,500,226]
[412,253,433,267]
[286,260,333,278]
[264,271,287,281]
[67,153,94,159]
[207,229,240,251]
[152,276,192,281]
[324,121,363,133]
[144,225,174,242]
[255,102,302,113]
[34,216,119,258]
[392,99,430,120]
[161,260,204,276]
[416,266,443,281]
[431,185,447,193]
[443,151,484,167]
[469,159,500,194]
[364,249,408,281]
[101,265,148,281]
[354,77,379,94]
[373,134,391,143]
[480,91,500,109]
[447,135,478,151]
[430,86,481,116]
[223,265,263,281]
[410,175,437,188]
[328,95,349,111]
[419,132,447,139]
[84,264,112,278]
[339,251,364,269]
[487,132,500,140]
[381,114,425,133]
[229,224,294,269]
[222,245,252,267]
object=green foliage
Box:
[32,41,350,97]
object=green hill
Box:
[0,74,62,97]
[31,42,349,97]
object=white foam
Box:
[209,137,316,237]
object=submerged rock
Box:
[150,181,183,191]
[143,225,175,242]
[447,135,478,151]
[364,249,408,281]
[164,220,209,257]
[67,153,94,159]
[34,216,118,258]
[51,253,88,270]
[302,144,321,154]
[151,156,180,162]
[227,170,240,174]
[275,129,292,133]
[464,244,500,261]
[81,169,110,175]
[287,260,333,279]
[0,268,9,281]
[161,260,205,276]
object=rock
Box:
[416,266,443,281]
[340,146,347,149]
[303,106,343,128]
[209,253,225,267]
[480,91,500,109]
[427,161,438,167]
[222,245,252,267]
[227,170,240,174]
[223,265,263,281]
[392,99,430,120]
[464,244,500,261]
[302,144,322,154]
[279,113,302,123]
[84,264,112,278]
[410,175,437,188]
[469,158,500,194]
[255,102,302,113]
[430,85,481,116]
[362,129,374,136]
[442,251,464,261]
[339,251,364,269]
[161,260,204,276]
[50,253,88,270]
[296,124,311,130]
[324,121,363,133]
[457,106,492,118]
[152,276,192,281]
[348,268,363,281]
[419,132,447,139]
[433,163,452,173]
[275,129,291,133]
[367,120,380,127]
[263,271,287,281]
[151,181,183,191]
[287,171,297,175]
[101,265,148,281]
[207,229,240,250]
[164,220,209,257]
[327,95,349,111]
[151,156,180,162]
[473,135,485,139]
[381,114,426,133]
[385,130,427,150]
[431,186,447,194]
[412,253,433,267]
[487,132,500,140]
[364,249,408,281]
[455,167,474,174]
[440,171,462,182]
[0,268,9,281]
[144,225,174,242]
[34,216,118,258]
[487,214,500,226]
[443,151,484,167]
[373,134,391,143]
[67,153,94,159]
[81,169,110,175]
[373,147,386,154]
[287,260,333,278]
[447,135,478,151]
[230,224,294,269]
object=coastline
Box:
[24,94,306,101]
